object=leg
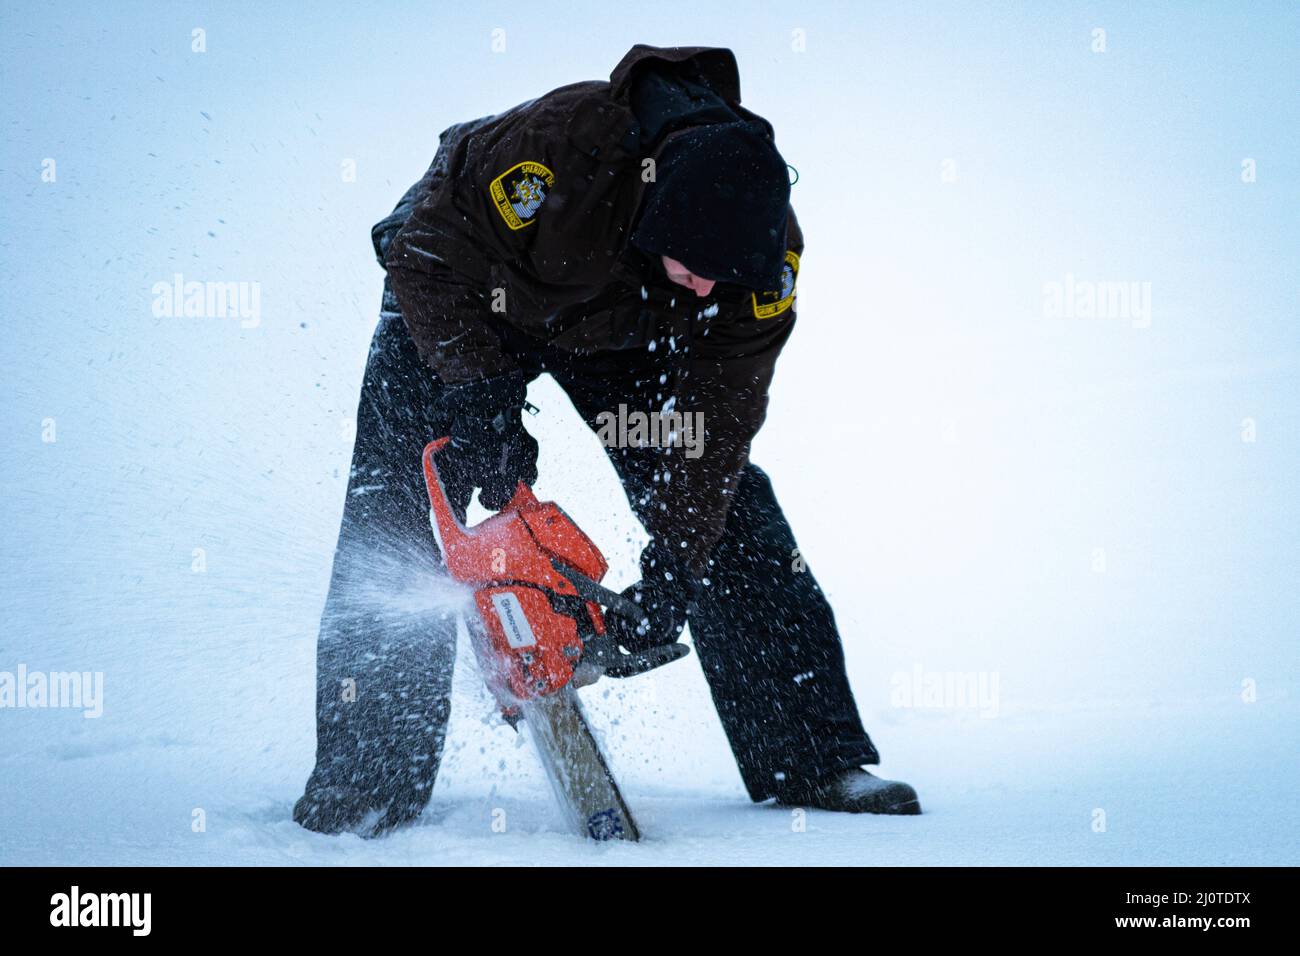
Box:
[294,286,467,835]
[688,464,880,802]
[548,354,879,802]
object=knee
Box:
[727,463,781,530]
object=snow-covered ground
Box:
[2,4,1297,865]
[3,633,1293,865]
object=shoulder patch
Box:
[489,161,556,230]
[752,251,799,319]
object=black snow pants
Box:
[293,287,879,835]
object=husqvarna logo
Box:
[491,592,537,648]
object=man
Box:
[294,45,920,836]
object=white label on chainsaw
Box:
[492,592,537,649]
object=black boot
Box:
[293,784,368,836]
[776,768,922,815]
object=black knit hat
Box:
[631,120,791,291]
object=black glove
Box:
[435,373,538,512]
[605,544,699,654]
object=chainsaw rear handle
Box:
[423,435,538,549]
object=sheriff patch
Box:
[489,161,556,230]
[752,251,799,319]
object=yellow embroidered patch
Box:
[752,251,799,319]
[489,161,556,230]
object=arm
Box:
[383,110,552,384]
[604,218,801,654]
[383,111,561,508]
[645,211,803,583]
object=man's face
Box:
[661,256,717,298]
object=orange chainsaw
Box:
[422,436,688,842]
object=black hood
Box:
[629,55,740,147]
[630,120,791,291]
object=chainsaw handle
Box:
[423,438,467,552]
[424,437,538,519]
[552,557,645,622]
[505,481,539,513]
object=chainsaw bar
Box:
[520,685,640,842]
